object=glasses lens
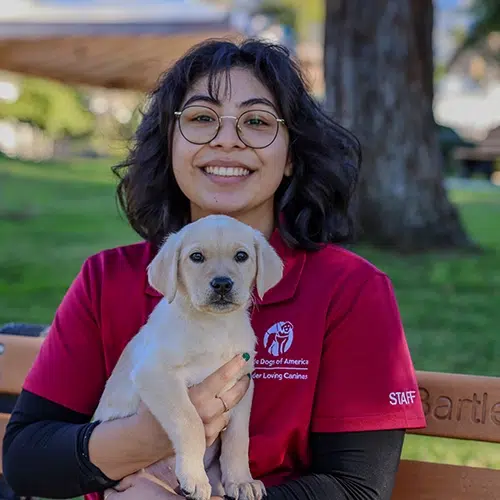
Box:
[179,106,219,144]
[237,110,279,148]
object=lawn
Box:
[1,156,500,495]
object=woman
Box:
[2,38,426,500]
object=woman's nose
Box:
[210,117,245,149]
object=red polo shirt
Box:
[23,230,426,499]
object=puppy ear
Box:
[254,231,284,299]
[147,232,182,303]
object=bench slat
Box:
[0,413,10,471]
[392,459,500,500]
[408,371,500,444]
[0,334,44,394]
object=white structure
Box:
[0,0,246,91]
[433,0,500,140]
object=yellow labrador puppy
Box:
[93,214,284,500]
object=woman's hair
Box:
[113,38,361,251]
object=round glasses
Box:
[174,105,285,149]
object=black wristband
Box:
[76,420,120,488]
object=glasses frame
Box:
[174,105,286,149]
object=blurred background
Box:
[0,0,499,495]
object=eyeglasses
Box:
[174,105,285,149]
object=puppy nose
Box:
[210,276,233,295]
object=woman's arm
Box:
[263,429,405,500]
[6,395,403,500]
[100,428,405,500]
[3,390,170,498]
[88,402,173,481]
[3,355,251,498]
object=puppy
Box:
[92,215,284,500]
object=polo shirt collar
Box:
[144,228,306,305]
[255,228,306,305]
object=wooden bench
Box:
[392,371,500,499]
[0,332,498,498]
[452,125,500,181]
[0,334,45,473]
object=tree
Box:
[323,0,474,252]
[0,76,94,140]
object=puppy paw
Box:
[223,479,266,500]
[177,469,212,500]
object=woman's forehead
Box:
[183,68,276,108]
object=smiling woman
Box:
[171,67,293,234]
[2,38,425,500]
[111,39,360,250]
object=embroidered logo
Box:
[263,321,294,357]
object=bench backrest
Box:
[0,334,44,471]
[391,370,500,499]
[0,334,44,395]
[0,334,499,499]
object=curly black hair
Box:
[112,38,361,251]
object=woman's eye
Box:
[193,115,214,123]
[234,251,249,263]
[189,252,205,263]
[247,118,266,126]
[244,113,271,127]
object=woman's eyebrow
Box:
[182,94,220,108]
[239,97,277,111]
[182,95,277,112]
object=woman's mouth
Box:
[203,166,252,177]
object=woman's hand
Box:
[91,354,251,481]
[103,472,178,499]
[134,353,251,450]
[189,353,251,446]
[103,471,224,499]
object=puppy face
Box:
[148,215,283,313]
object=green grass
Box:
[1,157,500,481]
[0,157,137,325]
[357,188,500,378]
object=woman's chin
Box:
[194,201,251,217]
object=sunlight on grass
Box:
[0,157,119,186]
[403,434,500,469]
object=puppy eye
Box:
[234,251,249,263]
[189,252,205,263]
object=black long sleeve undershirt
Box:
[2,390,405,499]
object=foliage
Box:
[256,0,298,32]
[447,0,500,68]
[238,0,324,41]
[0,76,95,139]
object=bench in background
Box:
[392,370,500,499]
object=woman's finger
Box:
[205,413,230,446]
[111,473,141,491]
[218,375,250,410]
[197,354,250,396]
[197,374,250,423]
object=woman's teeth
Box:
[204,166,251,177]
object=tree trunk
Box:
[323,0,474,252]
